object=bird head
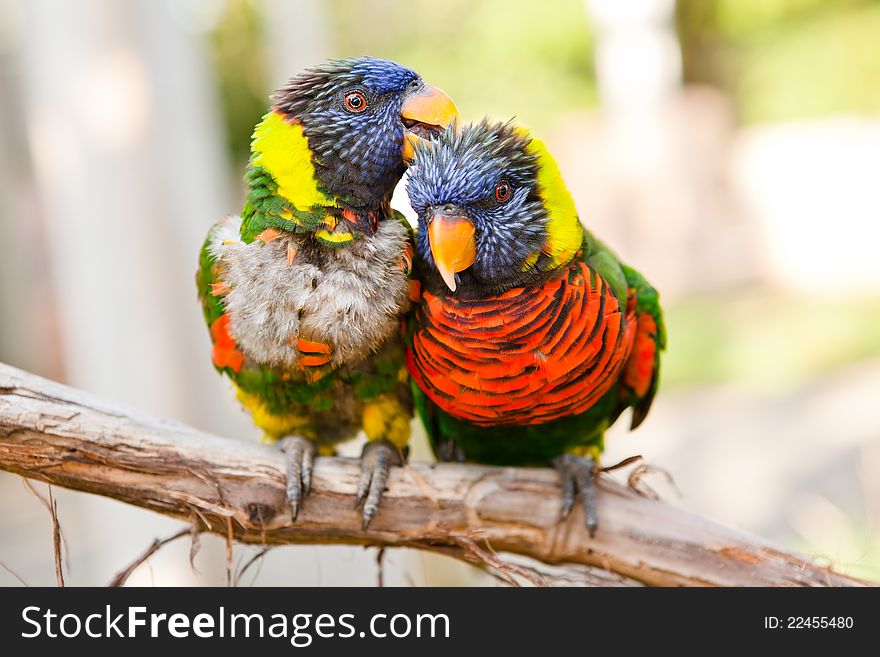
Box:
[406,120,583,294]
[271,57,459,210]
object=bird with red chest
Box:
[405,120,666,534]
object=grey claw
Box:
[354,465,370,511]
[355,440,403,529]
[554,454,598,537]
[554,455,577,520]
[281,436,316,520]
[302,444,314,496]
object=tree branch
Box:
[0,362,869,587]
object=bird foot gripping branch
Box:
[554,454,598,537]
[355,440,405,530]
[281,435,315,521]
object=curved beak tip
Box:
[437,266,457,292]
[427,214,476,293]
[402,134,417,161]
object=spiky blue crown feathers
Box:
[407,120,551,291]
[273,57,421,209]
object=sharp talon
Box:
[555,456,576,520]
[281,436,315,521]
[362,510,375,532]
[363,450,390,529]
[586,515,598,538]
[555,454,599,535]
[577,456,598,537]
[355,463,371,510]
[357,440,403,529]
[302,446,314,496]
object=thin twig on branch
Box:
[0,362,870,587]
[22,479,65,587]
[0,560,29,587]
[108,528,191,587]
[233,547,273,588]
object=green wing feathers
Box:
[579,226,665,429]
[196,223,245,377]
[580,228,628,307]
[620,263,666,429]
[196,233,224,329]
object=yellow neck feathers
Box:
[251,111,337,212]
[251,112,356,244]
[520,130,583,270]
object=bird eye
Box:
[495,181,511,203]
[343,91,368,113]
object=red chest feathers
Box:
[407,262,636,426]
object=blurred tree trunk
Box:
[262,0,331,89]
[0,5,63,381]
[11,0,239,585]
[675,0,735,91]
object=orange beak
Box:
[427,212,476,292]
[401,84,460,161]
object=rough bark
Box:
[0,362,869,587]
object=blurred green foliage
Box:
[664,291,880,390]
[789,517,880,583]
[208,0,269,169]
[209,0,880,167]
[209,0,596,166]
[328,0,596,129]
[678,0,880,123]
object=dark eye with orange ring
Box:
[343,91,367,113]
[495,181,511,203]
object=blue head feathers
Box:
[274,57,457,210]
[407,120,554,293]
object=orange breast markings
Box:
[211,313,244,373]
[294,337,333,367]
[407,262,637,426]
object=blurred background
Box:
[1,0,878,586]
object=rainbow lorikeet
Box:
[197,58,458,526]
[405,121,665,534]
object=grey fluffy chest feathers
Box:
[214,216,411,370]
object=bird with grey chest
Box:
[197,57,459,526]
